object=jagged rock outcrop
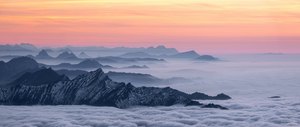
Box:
[0,68,228,109]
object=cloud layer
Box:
[0,97,299,127]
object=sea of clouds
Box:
[0,97,299,127]
[1,54,300,127]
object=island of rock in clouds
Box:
[0,67,228,109]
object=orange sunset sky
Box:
[0,0,300,53]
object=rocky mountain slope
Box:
[0,68,228,109]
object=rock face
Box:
[0,68,227,109]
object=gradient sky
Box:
[0,0,300,53]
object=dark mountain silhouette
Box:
[56,69,88,79]
[35,49,54,59]
[75,59,102,68]
[196,55,219,61]
[9,68,69,87]
[189,92,231,100]
[50,59,113,69]
[56,51,80,60]
[0,57,39,85]
[0,68,228,109]
[95,56,165,64]
[170,50,200,59]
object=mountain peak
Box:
[7,56,39,68]
[36,49,53,59]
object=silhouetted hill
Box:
[0,57,39,85]
[56,51,80,60]
[196,55,219,61]
[56,69,88,79]
[9,68,69,87]
[35,49,54,59]
[50,59,113,69]
[170,50,200,59]
[188,92,231,100]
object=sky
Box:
[0,0,300,53]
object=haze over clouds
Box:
[1,0,300,53]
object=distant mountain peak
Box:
[78,52,90,58]
[7,56,38,66]
[56,51,79,60]
[77,59,102,67]
[36,49,53,59]
[170,50,200,59]
[196,55,219,61]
